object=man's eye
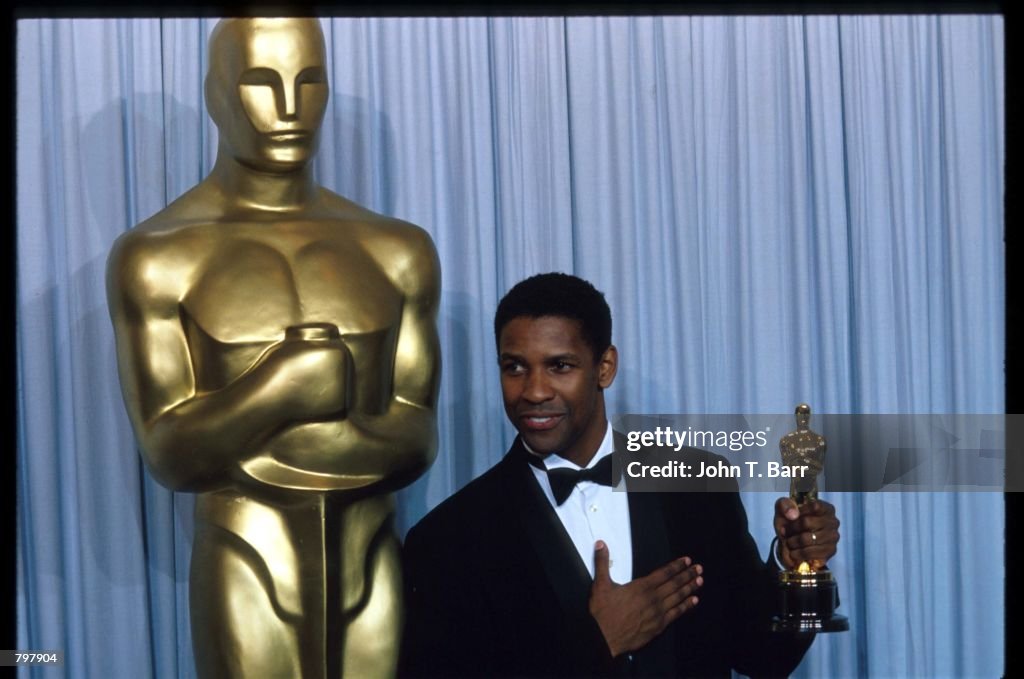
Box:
[553,361,573,372]
[503,363,524,374]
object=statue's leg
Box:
[191,522,304,679]
[340,529,402,679]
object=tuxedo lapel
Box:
[626,491,672,580]
[617,432,679,675]
[499,438,594,617]
[614,430,674,578]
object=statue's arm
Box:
[106,235,348,492]
[336,227,442,490]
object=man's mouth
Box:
[520,414,564,431]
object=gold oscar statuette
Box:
[106,18,441,678]
[772,404,849,633]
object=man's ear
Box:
[597,345,618,389]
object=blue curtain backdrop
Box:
[16,16,1004,678]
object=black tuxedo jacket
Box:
[400,436,812,678]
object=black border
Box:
[6,0,1015,673]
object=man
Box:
[401,273,839,678]
[107,19,440,678]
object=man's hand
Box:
[773,498,840,570]
[588,541,702,658]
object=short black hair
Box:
[494,273,612,361]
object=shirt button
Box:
[590,505,598,513]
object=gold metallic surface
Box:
[779,567,835,585]
[778,403,826,508]
[773,405,847,633]
[106,18,440,678]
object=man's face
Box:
[207,19,329,172]
[498,316,617,467]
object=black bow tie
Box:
[527,453,619,505]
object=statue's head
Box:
[205,18,329,172]
[795,403,811,428]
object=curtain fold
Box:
[16,15,1004,678]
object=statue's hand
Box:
[265,336,352,420]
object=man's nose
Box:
[523,370,554,403]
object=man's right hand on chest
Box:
[588,540,703,658]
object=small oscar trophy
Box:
[772,404,849,633]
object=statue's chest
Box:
[182,234,401,340]
[178,232,402,392]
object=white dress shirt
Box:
[526,423,633,584]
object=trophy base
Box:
[772,569,849,634]
[771,613,849,633]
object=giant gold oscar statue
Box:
[106,18,441,678]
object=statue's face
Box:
[207,19,329,172]
[795,404,811,428]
